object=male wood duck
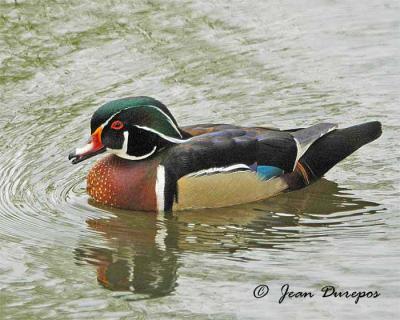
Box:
[69,96,382,212]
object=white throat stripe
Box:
[107,131,158,160]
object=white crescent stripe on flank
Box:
[135,125,190,144]
[186,164,251,177]
[155,165,166,212]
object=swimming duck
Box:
[69,96,382,212]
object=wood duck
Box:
[69,96,382,212]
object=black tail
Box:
[286,121,382,190]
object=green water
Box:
[0,0,399,319]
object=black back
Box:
[160,126,298,211]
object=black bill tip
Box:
[68,150,83,164]
[68,151,76,161]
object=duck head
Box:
[69,96,188,164]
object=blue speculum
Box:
[256,165,284,180]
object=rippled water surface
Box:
[1,0,399,319]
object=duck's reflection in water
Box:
[74,179,382,298]
[75,212,179,298]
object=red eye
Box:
[111,120,124,130]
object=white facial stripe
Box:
[99,105,182,137]
[145,106,182,138]
[155,165,166,212]
[107,145,158,160]
[120,146,157,160]
[122,130,129,153]
[99,104,185,161]
[135,125,190,144]
[101,110,125,127]
[107,131,158,160]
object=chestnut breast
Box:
[87,154,159,211]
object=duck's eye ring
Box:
[111,120,124,130]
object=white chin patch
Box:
[107,131,158,160]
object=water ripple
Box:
[0,0,397,317]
